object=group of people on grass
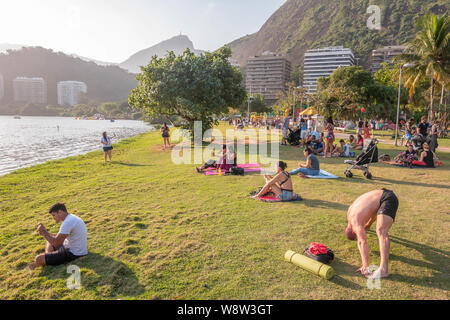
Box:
[35,116,431,280]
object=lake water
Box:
[0,116,153,176]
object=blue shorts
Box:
[279,190,295,201]
[103,146,113,152]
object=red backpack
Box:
[303,243,335,264]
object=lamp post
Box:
[395,63,414,146]
[247,87,253,124]
[293,86,302,126]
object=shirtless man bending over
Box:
[345,189,399,279]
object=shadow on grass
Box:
[367,232,450,290]
[302,198,348,211]
[40,252,145,298]
[372,177,450,190]
[329,258,364,290]
[112,161,153,167]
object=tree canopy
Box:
[316,66,398,120]
[128,46,246,137]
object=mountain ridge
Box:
[227,0,449,67]
[120,35,207,74]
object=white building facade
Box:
[57,81,87,106]
[303,46,355,94]
[13,77,47,104]
[0,74,4,100]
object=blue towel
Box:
[305,169,339,179]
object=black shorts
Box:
[378,189,399,221]
[103,146,113,152]
[45,246,81,266]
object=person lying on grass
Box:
[251,161,298,201]
[31,203,88,268]
[196,145,236,173]
[289,147,320,177]
[345,189,399,279]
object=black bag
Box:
[303,244,335,264]
[230,167,244,176]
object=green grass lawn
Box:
[0,128,449,300]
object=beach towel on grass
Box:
[303,169,339,179]
[382,160,443,168]
[204,167,261,175]
[253,195,303,203]
[204,163,262,176]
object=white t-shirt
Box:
[59,214,88,256]
[307,119,312,129]
[342,144,350,157]
[101,136,112,147]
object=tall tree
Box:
[396,14,450,121]
[128,47,246,138]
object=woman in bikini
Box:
[252,161,298,201]
[161,123,170,150]
[324,117,335,158]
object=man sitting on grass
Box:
[332,139,351,157]
[32,203,88,268]
[345,189,399,279]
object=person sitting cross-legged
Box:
[332,139,353,157]
[31,203,88,268]
[289,147,320,177]
[251,161,299,201]
[394,144,417,167]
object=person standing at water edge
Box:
[101,131,113,162]
[32,203,88,267]
[345,189,399,279]
[161,123,171,150]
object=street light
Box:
[293,86,302,126]
[395,63,414,146]
[247,87,253,124]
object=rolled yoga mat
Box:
[284,250,335,280]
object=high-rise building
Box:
[57,81,88,106]
[370,45,406,75]
[245,51,292,106]
[13,77,47,104]
[303,46,355,94]
[0,74,4,101]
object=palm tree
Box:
[396,14,449,122]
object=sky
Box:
[0,0,286,63]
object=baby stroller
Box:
[287,128,302,146]
[411,134,425,153]
[344,139,379,179]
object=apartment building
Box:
[370,45,406,75]
[245,51,292,106]
[303,46,355,94]
[13,77,47,104]
[57,81,87,106]
[0,74,4,100]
